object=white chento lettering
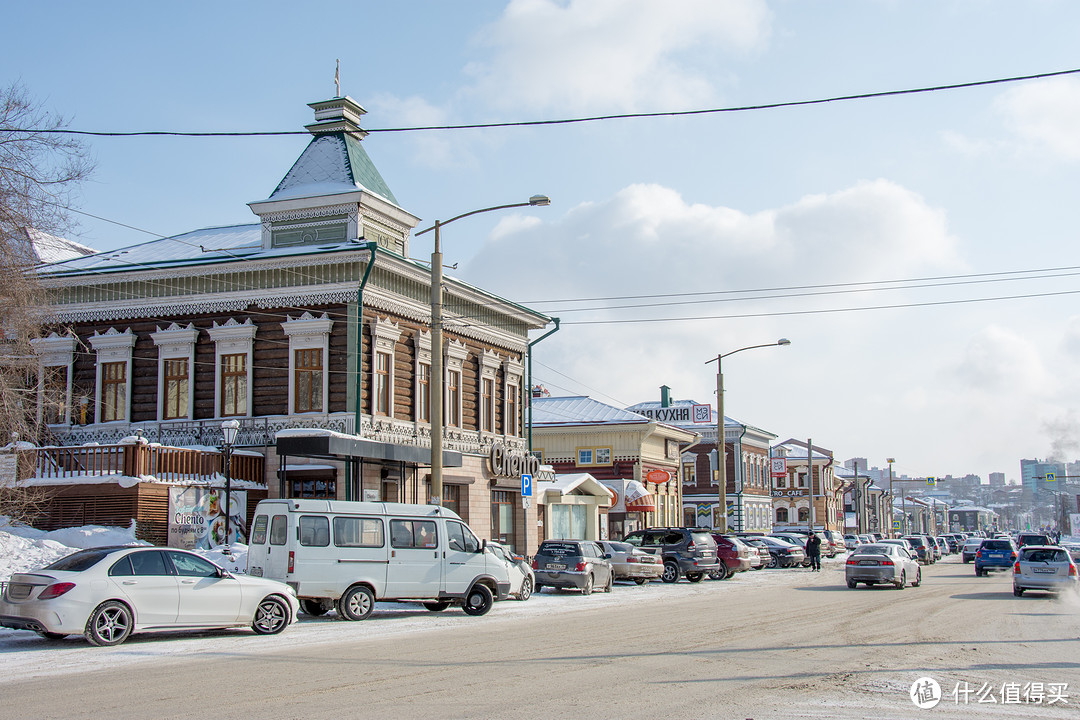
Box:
[489,443,540,478]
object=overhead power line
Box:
[5,67,1079,138]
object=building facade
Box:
[32,96,551,554]
[771,440,843,532]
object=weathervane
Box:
[335,59,341,97]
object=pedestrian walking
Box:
[806,532,822,571]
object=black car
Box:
[1016,533,1052,548]
[902,535,935,564]
[622,527,720,583]
[531,540,613,595]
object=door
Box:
[167,551,243,625]
[384,518,442,598]
[444,521,485,594]
[109,550,180,626]
[261,512,291,581]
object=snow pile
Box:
[0,517,252,580]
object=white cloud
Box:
[463,0,772,113]
[369,93,475,168]
[947,325,1047,396]
[994,76,1080,161]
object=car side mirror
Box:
[603,553,612,559]
[219,568,233,579]
[479,539,488,554]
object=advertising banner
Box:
[167,486,248,549]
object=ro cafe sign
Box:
[489,443,541,478]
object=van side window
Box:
[299,516,330,547]
[447,522,479,553]
[269,515,288,546]
[251,515,268,545]
[391,520,438,549]
[334,517,384,548]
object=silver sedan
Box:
[0,545,299,646]
[1013,546,1080,597]
[845,543,922,589]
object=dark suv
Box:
[531,539,614,595]
[622,528,720,583]
[1017,533,1052,548]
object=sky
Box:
[7,0,1080,483]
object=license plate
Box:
[546,563,566,570]
[859,560,878,565]
[1033,568,1056,574]
[250,567,263,577]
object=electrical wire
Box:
[5,67,1079,138]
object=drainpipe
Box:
[734,424,748,531]
[348,240,379,501]
[526,317,559,455]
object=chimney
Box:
[660,385,671,408]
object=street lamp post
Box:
[415,196,551,507]
[220,419,240,552]
[705,338,790,533]
[887,458,895,536]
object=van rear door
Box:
[247,505,290,582]
[384,518,442,598]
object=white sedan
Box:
[487,542,534,600]
[0,545,299,646]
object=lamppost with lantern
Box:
[705,338,791,533]
[415,195,551,507]
[220,419,240,552]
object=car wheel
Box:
[603,572,613,593]
[847,579,858,589]
[1013,586,1024,597]
[517,576,533,601]
[975,567,983,577]
[963,557,970,563]
[708,568,725,580]
[767,555,778,569]
[686,573,705,583]
[300,598,334,617]
[463,584,494,616]
[252,596,291,635]
[895,571,907,589]
[36,631,68,641]
[581,573,595,595]
[424,601,451,611]
[912,569,922,588]
[85,600,133,647]
[634,577,649,585]
[662,561,680,583]
[338,585,375,621]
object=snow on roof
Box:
[267,134,399,206]
[23,228,97,264]
[529,396,650,426]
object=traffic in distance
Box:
[3,499,1077,648]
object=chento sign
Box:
[489,443,541,478]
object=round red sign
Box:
[645,469,670,484]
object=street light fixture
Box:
[705,338,790,533]
[220,419,240,552]
[415,195,551,507]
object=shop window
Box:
[289,474,335,499]
[442,484,461,518]
[491,490,516,550]
[550,504,587,540]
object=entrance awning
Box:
[276,429,462,466]
[624,480,656,512]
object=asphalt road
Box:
[4,555,1080,720]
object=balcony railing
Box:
[29,443,264,486]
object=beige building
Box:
[529,396,698,540]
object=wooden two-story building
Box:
[31,95,551,553]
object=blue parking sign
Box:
[521,473,533,497]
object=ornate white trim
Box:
[151,323,198,422]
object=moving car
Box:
[532,540,613,594]
[933,536,949,558]
[961,537,983,563]
[0,546,298,646]
[597,540,664,584]
[1013,545,1079,596]
[1016,533,1053,548]
[975,538,1018,576]
[845,543,922,589]
[901,535,935,564]
[488,542,534,601]
[622,528,720,583]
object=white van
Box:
[247,499,510,620]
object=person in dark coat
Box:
[805,532,822,571]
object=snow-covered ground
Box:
[0,520,850,684]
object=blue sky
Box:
[9,0,1080,482]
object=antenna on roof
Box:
[334,59,341,97]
